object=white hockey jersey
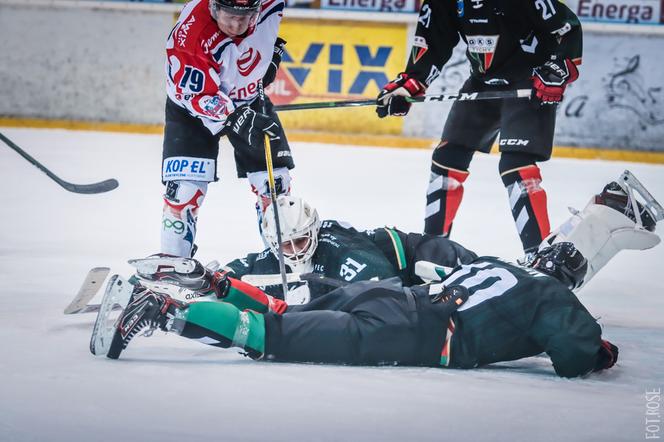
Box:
[166,0,284,135]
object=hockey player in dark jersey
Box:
[376,0,583,257]
[221,196,478,303]
[91,173,661,378]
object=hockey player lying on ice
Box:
[91,172,662,378]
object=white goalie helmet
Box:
[261,195,321,272]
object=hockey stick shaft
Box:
[273,88,532,112]
[0,131,119,194]
[258,81,290,298]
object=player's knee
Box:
[162,180,207,226]
[431,141,474,174]
[247,168,292,198]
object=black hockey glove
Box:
[529,242,588,290]
[532,58,579,104]
[593,340,619,372]
[262,37,287,88]
[429,284,470,318]
[376,73,425,118]
[225,104,279,146]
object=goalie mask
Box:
[261,196,321,272]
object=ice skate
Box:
[129,255,212,291]
[594,170,663,232]
[105,284,185,359]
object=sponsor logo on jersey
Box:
[411,36,428,64]
[467,35,499,73]
[177,15,196,47]
[203,31,222,54]
[471,0,483,9]
[499,138,530,146]
[237,48,262,76]
[201,95,229,116]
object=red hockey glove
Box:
[532,59,579,104]
[593,339,619,372]
[376,73,425,118]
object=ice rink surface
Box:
[1,127,663,441]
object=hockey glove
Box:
[593,340,619,372]
[430,284,470,318]
[262,37,287,88]
[225,104,279,146]
[376,73,425,118]
[532,59,579,104]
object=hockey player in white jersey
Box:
[161,0,292,258]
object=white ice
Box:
[1,127,663,441]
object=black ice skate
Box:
[595,170,663,232]
[105,284,185,359]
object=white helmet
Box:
[261,195,321,272]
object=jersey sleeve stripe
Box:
[258,3,284,25]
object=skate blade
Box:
[128,256,198,276]
[89,275,134,356]
[620,170,664,222]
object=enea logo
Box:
[268,22,406,105]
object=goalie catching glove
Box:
[532,59,579,104]
[225,104,279,146]
[376,73,425,118]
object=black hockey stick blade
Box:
[0,131,119,194]
[273,89,532,112]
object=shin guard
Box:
[172,302,265,359]
[424,167,469,236]
[161,180,207,257]
[501,165,551,254]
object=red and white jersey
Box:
[166,0,284,135]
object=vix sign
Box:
[267,20,408,105]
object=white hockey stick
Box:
[64,267,110,314]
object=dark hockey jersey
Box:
[408,0,582,86]
[224,220,477,300]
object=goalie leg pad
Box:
[542,202,661,287]
[161,180,208,258]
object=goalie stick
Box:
[64,267,111,314]
[0,132,119,194]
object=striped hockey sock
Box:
[501,165,551,253]
[424,166,469,236]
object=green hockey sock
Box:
[172,302,265,359]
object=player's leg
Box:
[540,171,661,287]
[425,78,501,236]
[106,281,420,365]
[498,152,551,255]
[264,286,420,364]
[498,86,556,255]
[161,99,220,257]
[227,96,295,235]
